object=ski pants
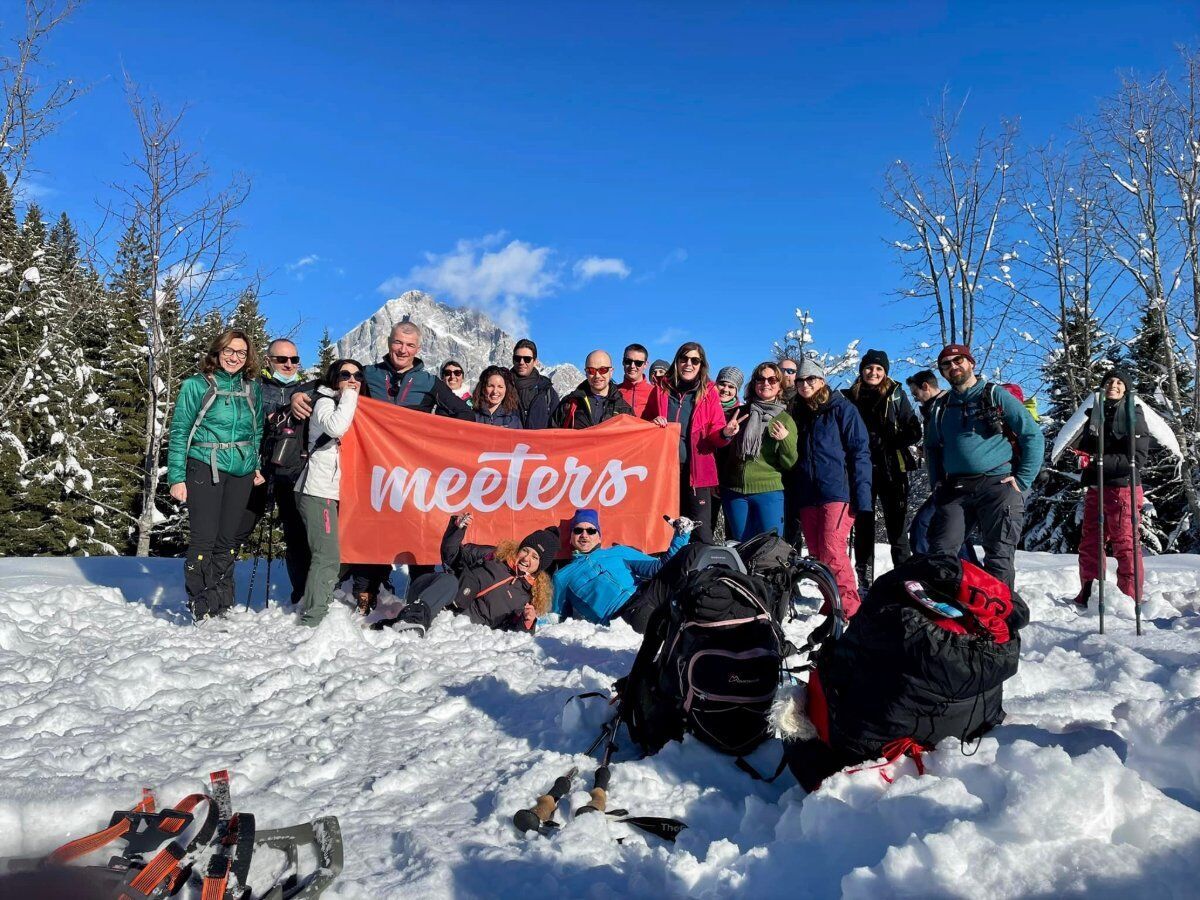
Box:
[852,473,911,580]
[928,474,1024,590]
[407,572,460,616]
[348,564,392,600]
[184,459,254,620]
[799,502,860,617]
[722,490,785,542]
[298,493,340,627]
[1079,485,1144,599]
[235,472,310,603]
[910,495,980,565]
[680,476,715,545]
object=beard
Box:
[946,368,973,388]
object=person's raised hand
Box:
[723,412,750,438]
[652,416,668,428]
[768,420,789,441]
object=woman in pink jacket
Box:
[644,342,733,543]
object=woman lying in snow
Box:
[375,515,558,636]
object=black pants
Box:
[928,474,1024,589]
[618,544,695,634]
[853,474,911,581]
[184,459,255,619]
[235,473,310,603]
[350,564,392,599]
[680,479,715,545]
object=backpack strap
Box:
[188,375,256,483]
[735,751,790,783]
[927,391,949,449]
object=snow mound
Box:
[0,551,1198,898]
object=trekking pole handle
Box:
[577,765,610,816]
[513,767,577,834]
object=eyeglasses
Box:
[585,366,613,376]
[623,358,647,368]
[799,375,823,386]
[513,354,534,364]
[754,375,780,385]
[220,348,248,360]
[442,369,463,377]
[572,526,599,536]
[678,355,702,365]
[271,355,300,364]
[780,367,797,375]
[338,370,364,382]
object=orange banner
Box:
[338,397,681,564]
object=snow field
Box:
[0,551,1198,898]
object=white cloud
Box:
[286,254,322,280]
[381,233,559,335]
[655,326,687,346]
[573,256,630,282]
[635,247,688,283]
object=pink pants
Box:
[800,502,861,617]
[1078,485,1144,599]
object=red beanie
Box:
[937,344,975,367]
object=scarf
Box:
[1089,396,1132,442]
[736,399,786,461]
[514,372,544,410]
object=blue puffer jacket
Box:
[551,531,689,624]
[787,389,873,513]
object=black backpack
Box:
[620,545,788,760]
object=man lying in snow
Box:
[551,508,696,632]
[375,515,558,636]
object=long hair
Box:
[323,358,372,399]
[200,329,257,377]
[745,361,784,402]
[669,341,711,396]
[473,365,519,413]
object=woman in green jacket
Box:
[720,360,799,541]
[168,329,265,620]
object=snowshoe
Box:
[0,771,343,899]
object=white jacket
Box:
[297,385,359,501]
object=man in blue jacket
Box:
[924,344,1045,589]
[552,509,694,632]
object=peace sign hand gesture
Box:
[722,412,750,438]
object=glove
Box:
[669,516,697,536]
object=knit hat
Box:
[796,356,825,381]
[937,343,975,368]
[1103,366,1135,393]
[715,366,745,391]
[519,526,560,567]
[649,359,670,374]
[570,508,601,535]
[860,349,890,375]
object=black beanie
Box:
[1103,366,1135,394]
[861,348,890,375]
[519,526,560,565]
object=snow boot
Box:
[355,591,377,616]
[391,599,433,636]
[856,564,873,593]
[1072,580,1093,610]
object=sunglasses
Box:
[780,367,797,375]
[586,366,613,376]
[442,369,463,377]
[939,356,967,371]
[754,375,779,385]
[799,375,823,386]
[678,355,702,365]
[623,358,647,368]
[572,526,599,536]
[271,355,300,364]
[513,354,534,364]
[338,370,364,382]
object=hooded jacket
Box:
[362,356,473,419]
[616,377,654,418]
[551,531,689,624]
[168,370,264,485]
[296,385,359,501]
[440,520,553,630]
[787,389,873,513]
[551,382,634,429]
[642,381,731,488]
[843,377,923,484]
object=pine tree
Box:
[230,286,269,376]
[313,327,336,379]
[0,171,29,553]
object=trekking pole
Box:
[1095,391,1106,636]
[243,519,265,609]
[513,768,578,835]
[264,479,277,609]
[576,709,622,817]
[1128,391,1143,637]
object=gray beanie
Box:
[796,356,825,381]
[715,366,745,391]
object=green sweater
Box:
[168,370,264,484]
[725,409,799,494]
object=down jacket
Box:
[168,370,264,485]
[786,389,873,513]
[296,386,358,501]
[440,520,553,630]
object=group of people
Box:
[166,320,1152,632]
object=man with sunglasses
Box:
[924,344,1044,589]
[234,338,315,605]
[779,358,800,403]
[551,508,695,632]
[551,349,633,428]
[510,338,559,429]
[616,342,653,417]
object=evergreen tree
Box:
[229,285,270,376]
[313,327,336,379]
[0,171,29,552]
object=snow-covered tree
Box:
[312,326,336,379]
[773,308,860,383]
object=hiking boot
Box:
[1072,580,1093,609]
[355,591,377,616]
[391,600,432,637]
[856,565,873,593]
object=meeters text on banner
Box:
[337,397,682,564]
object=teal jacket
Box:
[925,379,1044,491]
[168,371,264,484]
[551,531,689,624]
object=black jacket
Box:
[843,378,923,484]
[1076,399,1150,488]
[551,382,634,429]
[259,373,316,476]
[440,521,535,631]
[513,371,559,429]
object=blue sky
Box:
[26,0,1200,383]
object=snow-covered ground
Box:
[1,550,1198,898]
